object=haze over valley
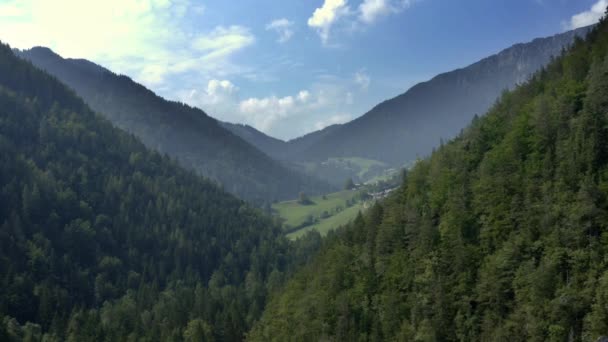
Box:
[2,1,608,341]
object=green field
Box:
[299,157,389,186]
[272,173,401,238]
[286,202,364,240]
[326,157,387,179]
[272,190,359,229]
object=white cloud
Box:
[198,79,239,106]
[307,0,350,44]
[266,18,294,43]
[0,0,160,59]
[177,72,363,138]
[359,0,412,24]
[192,26,255,59]
[239,95,297,132]
[567,0,607,29]
[235,71,365,136]
[315,113,352,130]
[207,79,238,97]
[354,70,371,90]
[308,0,416,44]
[360,0,391,23]
[0,0,254,88]
[237,87,334,133]
[297,90,311,102]
[180,79,239,114]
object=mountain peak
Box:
[24,46,61,59]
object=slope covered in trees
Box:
[0,42,320,341]
[249,16,608,342]
[16,47,333,203]
[220,122,289,161]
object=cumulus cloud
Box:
[308,0,416,43]
[181,79,238,111]
[297,90,311,102]
[307,0,350,44]
[178,72,364,138]
[0,0,253,88]
[359,0,412,24]
[197,79,238,106]
[567,0,607,29]
[237,85,346,134]
[207,79,238,97]
[239,94,299,132]
[315,113,352,130]
[266,18,294,43]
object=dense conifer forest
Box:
[0,42,322,341]
[249,15,608,342]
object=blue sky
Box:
[0,0,605,139]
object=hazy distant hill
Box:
[221,121,341,161]
[224,26,592,167]
[18,47,333,203]
[220,122,288,160]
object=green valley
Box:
[2,3,607,342]
[273,175,401,239]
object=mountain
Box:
[225,26,592,168]
[294,26,593,165]
[220,122,288,161]
[249,20,608,341]
[221,122,364,187]
[16,47,333,203]
[221,121,342,162]
[0,41,325,341]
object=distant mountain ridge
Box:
[225,26,593,166]
[17,47,333,202]
[220,121,342,161]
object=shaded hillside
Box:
[249,18,608,342]
[220,122,288,160]
[0,41,315,341]
[17,47,333,203]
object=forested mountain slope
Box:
[282,26,591,166]
[16,47,333,203]
[0,42,317,341]
[249,17,608,342]
[220,122,288,161]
